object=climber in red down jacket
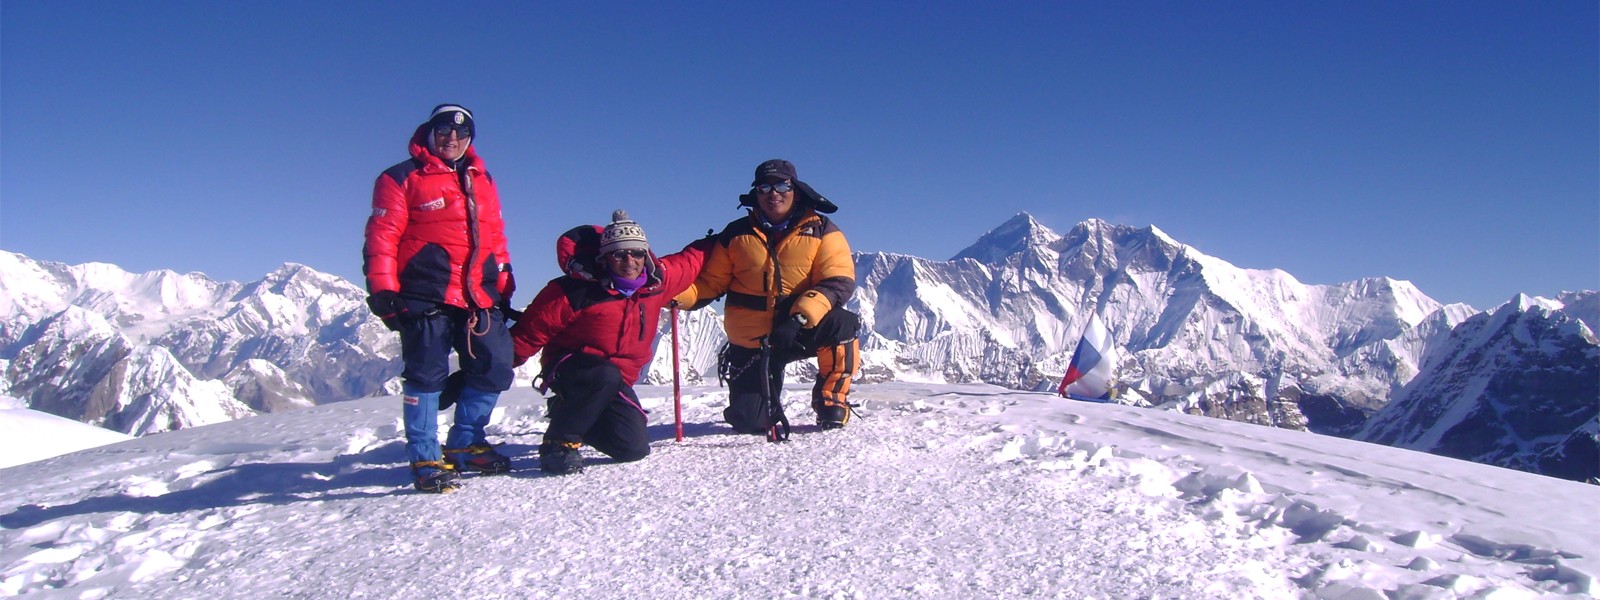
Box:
[509,210,708,475]
[362,104,517,493]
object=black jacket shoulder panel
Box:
[717,217,758,246]
[382,158,422,186]
[556,277,602,311]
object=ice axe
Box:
[760,338,791,443]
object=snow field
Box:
[1,382,1594,598]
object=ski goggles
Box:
[753,181,793,194]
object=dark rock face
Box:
[1357,298,1599,482]
[1291,393,1371,438]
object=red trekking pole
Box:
[671,306,684,442]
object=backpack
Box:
[555,224,606,282]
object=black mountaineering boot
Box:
[814,400,851,431]
[538,441,585,475]
[443,444,513,474]
[411,461,462,493]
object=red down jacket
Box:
[362,123,512,309]
[510,226,709,386]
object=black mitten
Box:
[366,291,407,331]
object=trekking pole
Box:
[760,338,791,443]
[671,306,684,442]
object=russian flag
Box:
[1058,313,1116,401]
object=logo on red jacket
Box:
[417,198,446,211]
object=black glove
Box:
[438,371,466,412]
[499,302,524,324]
[366,291,407,331]
[768,314,804,352]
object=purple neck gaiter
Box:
[610,272,648,297]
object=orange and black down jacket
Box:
[363,123,512,310]
[673,208,854,349]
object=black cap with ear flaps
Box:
[792,180,837,213]
[738,159,838,214]
[752,159,797,186]
[737,181,837,214]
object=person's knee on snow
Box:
[720,344,783,434]
[723,393,771,434]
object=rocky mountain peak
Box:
[1355,296,1598,480]
[951,212,1061,264]
[243,262,361,302]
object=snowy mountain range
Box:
[855,216,1464,418]
[0,251,394,435]
[1,214,1594,481]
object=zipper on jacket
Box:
[615,295,647,349]
[637,296,647,341]
[763,224,781,312]
[460,167,483,309]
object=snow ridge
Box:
[0,383,1592,597]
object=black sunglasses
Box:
[609,249,648,259]
[431,123,473,138]
[753,181,793,194]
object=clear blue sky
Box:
[3,1,1595,310]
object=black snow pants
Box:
[544,353,650,462]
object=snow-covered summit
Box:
[0,383,1593,597]
[951,211,1063,263]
